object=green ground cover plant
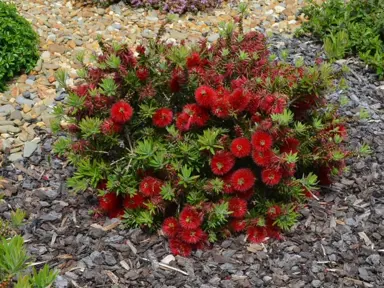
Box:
[297,0,384,77]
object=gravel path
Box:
[1,1,384,287]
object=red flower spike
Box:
[101,119,123,135]
[108,208,125,219]
[318,166,332,186]
[211,97,231,119]
[210,151,236,176]
[247,227,267,243]
[230,219,247,232]
[123,194,145,209]
[230,168,256,192]
[152,108,173,128]
[99,193,120,212]
[267,205,282,220]
[186,52,201,69]
[261,168,283,186]
[136,67,149,81]
[182,104,210,127]
[169,238,192,257]
[230,137,252,158]
[176,112,192,132]
[180,228,205,244]
[280,138,300,154]
[228,88,251,113]
[252,131,273,152]
[236,188,254,201]
[111,101,133,124]
[252,149,273,167]
[139,177,163,196]
[222,173,235,194]
[162,217,179,238]
[179,206,203,230]
[228,198,248,218]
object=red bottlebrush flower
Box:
[223,173,234,194]
[169,68,186,93]
[162,217,179,238]
[176,112,192,132]
[101,119,123,135]
[247,227,267,243]
[136,67,149,81]
[179,206,203,230]
[280,138,300,154]
[234,125,244,137]
[169,238,192,257]
[123,194,145,209]
[230,219,247,232]
[73,84,89,97]
[231,77,247,90]
[182,104,209,127]
[99,193,119,212]
[195,86,217,108]
[266,226,282,240]
[186,52,201,69]
[210,151,236,176]
[181,228,205,244]
[88,68,104,83]
[111,101,133,124]
[67,124,80,133]
[267,205,282,220]
[230,168,256,192]
[261,168,283,186]
[251,113,262,123]
[252,149,273,167]
[251,131,273,152]
[228,198,248,218]
[317,166,332,186]
[139,84,157,100]
[211,97,231,119]
[139,177,163,196]
[152,108,173,128]
[72,140,89,153]
[260,94,275,113]
[136,45,146,55]
[228,88,251,113]
[336,124,347,139]
[108,208,125,219]
[230,137,252,158]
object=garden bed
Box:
[1,35,383,288]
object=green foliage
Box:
[0,236,57,287]
[298,0,384,77]
[0,2,39,91]
[11,209,26,228]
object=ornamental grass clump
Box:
[54,13,366,256]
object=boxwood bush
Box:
[0,2,39,91]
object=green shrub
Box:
[0,2,39,91]
[297,0,384,77]
[53,11,368,256]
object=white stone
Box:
[274,5,286,13]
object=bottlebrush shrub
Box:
[53,19,364,257]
